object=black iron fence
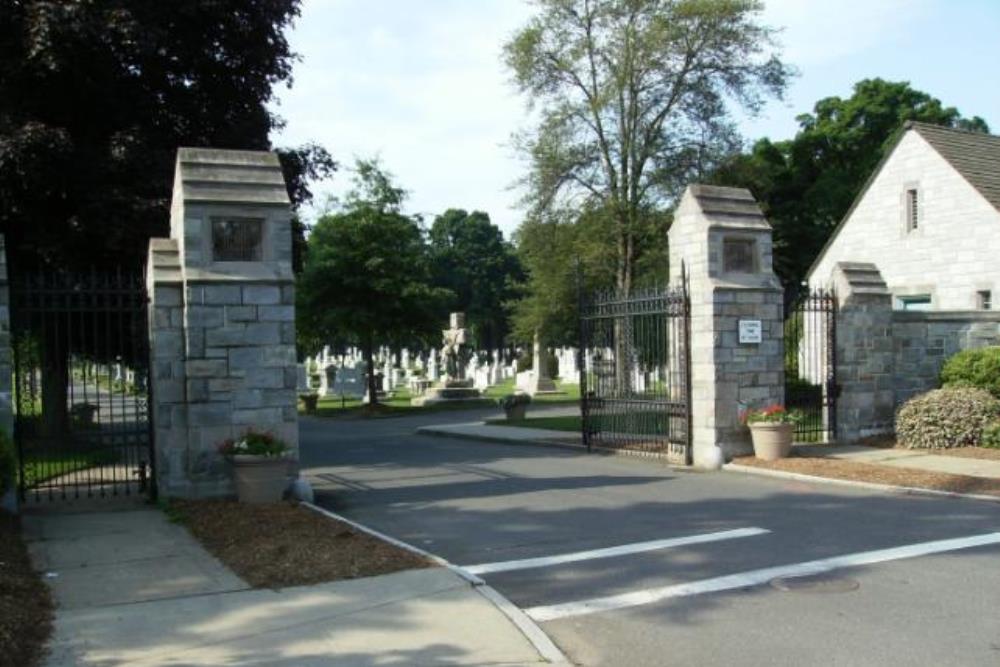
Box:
[11,269,155,502]
[784,287,837,443]
[579,282,691,462]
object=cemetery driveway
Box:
[300,407,1000,666]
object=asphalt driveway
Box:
[299,408,1000,666]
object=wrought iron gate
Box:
[579,283,691,463]
[11,270,155,502]
[784,288,837,442]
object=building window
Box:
[897,295,931,311]
[212,218,263,261]
[978,290,993,311]
[906,188,919,231]
[722,238,756,273]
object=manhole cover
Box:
[770,573,860,593]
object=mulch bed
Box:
[169,500,433,589]
[732,455,1000,497]
[0,511,53,667]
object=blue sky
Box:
[271,0,1000,237]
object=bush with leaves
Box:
[981,422,1000,449]
[895,387,1000,449]
[940,347,1000,398]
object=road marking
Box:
[463,527,771,575]
[526,531,1000,622]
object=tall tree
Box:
[428,209,523,352]
[711,78,990,287]
[504,0,791,293]
[0,0,334,271]
[297,160,451,405]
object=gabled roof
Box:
[806,121,1000,281]
[175,147,290,206]
[912,122,1000,212]
[685,184,771,230]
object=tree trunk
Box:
[41,349,69,437]
[364,335,378,407]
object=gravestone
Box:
[525,331,560,396]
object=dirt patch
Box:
[169,500,433,589]
[732,455,1000,498]
[0,511,54,667]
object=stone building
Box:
[808,122,1000,311]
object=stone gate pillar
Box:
[829,262,894,442]
[148,148,298,498]
[669,185,784,465]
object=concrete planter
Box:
[505,403,528,421]
[230,455,289,504]
[749,422,794,461]
[299,393,319,414]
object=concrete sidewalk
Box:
[798,444,1000,479]
[25,502,559,666]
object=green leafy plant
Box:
[981,421,1000,449]
[218,430,289,458]
[896,387,1000,449]
[0,429,15,497]
[744,404,805,425]
[940,347,1000,398]
[498,393,532,411]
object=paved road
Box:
[299,408,1000,666]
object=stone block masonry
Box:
[148,148,299,498]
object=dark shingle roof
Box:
[909,121,1000,213]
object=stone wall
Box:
[829,262,1000,442]
[149,148,299,498]
[891,311,1000,405]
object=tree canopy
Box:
[0,0,334,271]
[504,0,791,293]
[710,78,990,287]
[296,160,450,403]
[428,209,523,351]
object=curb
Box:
[417,424,684,465]
[301,501,571,665]
[723,463,1000,505]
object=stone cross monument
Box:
[441,312,469,385]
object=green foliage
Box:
[296,159,452,402]
[429,209,523,350]
[0,0,334,271]
[744,405,805,425]
[981,422,1000,449]
[0,430,15,497]
[218,430,289,458]
[505,0,790,293]
[895,387,1000,449]
[711,78,989,287]
[940,347,1000,398]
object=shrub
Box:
[982,421,1000,449]
[940,347,1000,398]
[895,387,1000,449]
[0,429,15,497]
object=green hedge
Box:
[896,387,1000,449]
[940,347,1000,398]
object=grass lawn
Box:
[301,377,580,419]
[486,415,582,432]
[19,448,119,489]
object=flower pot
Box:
[505,403,528,421]
[230,455,289,504]
[749,422,794,461]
